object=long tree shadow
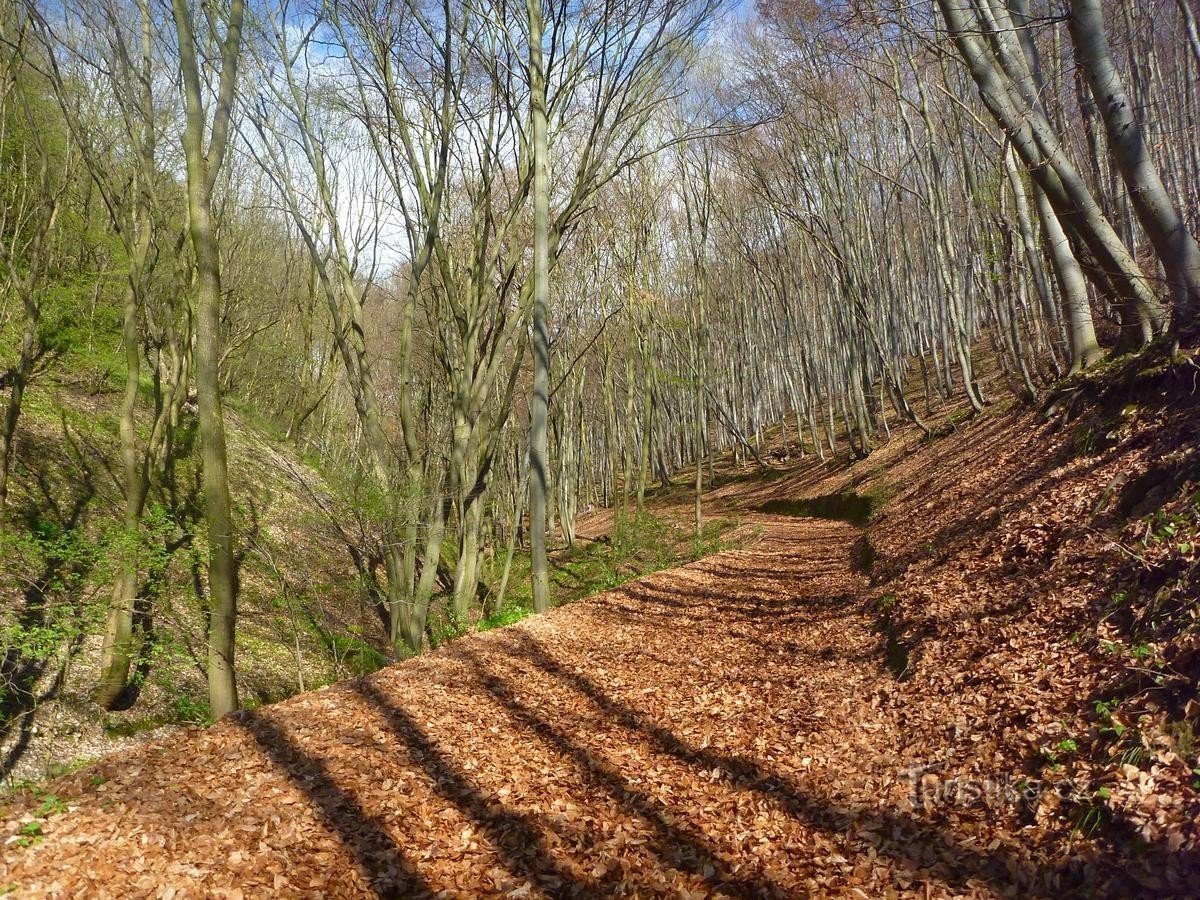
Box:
[606,596,878,671]
[609,579,878,664]
[616,580,864,624]
[868,413,1121,585]
[352,679,604,899]
[236,710,433,898]
[491,631,1106,896]
[451,652,794,899]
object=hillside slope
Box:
[2,353,1199,897]
[0,374,740,786]
[0,378,382,783]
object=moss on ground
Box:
[459,512,741,644]
[761,489,887,526]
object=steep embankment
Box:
[0,381,379,783]
[2,352,1198,897]
[1,377,740,786]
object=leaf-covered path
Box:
[9,378,1200,900]
[1,508,1010,898]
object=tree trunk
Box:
[1068,0,1200,329]
[172,0,244,719]
[0,300,38,515]
[1033,185,1102,371]
[527,0,551,615]
[936,0,1166,341]
[94,278,151,709]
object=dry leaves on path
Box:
[4,379,1199,898]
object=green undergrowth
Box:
[0,376,366,764]
[761,489,888,526]
[456,511,741,644]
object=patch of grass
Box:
[45,759,96,781]
[324,630,390,677]
[1070,425,1097,458]
[1072,800,1111,837]
[171,694,213,726]
[478,605,531,632]
[105,692,215,734]
[34,795,67,818]
[14,820,42,846]
[426,614,470,650]
[762,489,887,526]
[1129,642,1154,662]
[690,517,738,560]
[6,788,70,849]
[297,609,392,677]
[475,511,742,640]
[1093,698,1128,742]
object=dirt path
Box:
[1,507,1044,898]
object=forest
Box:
[0,0,1199,895]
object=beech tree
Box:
[1067,0,1200,328]
[171,0,244,717]
[26,0,197,708]
[2,0,1197,735]
[0,5,74,515]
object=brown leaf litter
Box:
[3,362,1200,898]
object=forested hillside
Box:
[1,0,1199,894]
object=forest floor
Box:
[2,351,1199,897]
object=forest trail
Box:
[5,377,1200,897]
[5,0,1200,891]
[0,501,999,898]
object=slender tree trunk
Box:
[189,170,238,718]
[1002,147,1056,332]
[493,460,526,615]
[1069,0,1200,328]
[0,178,61,516]
[172,0,244,718]
[94,278,151,709]
[936,0,1165,341]
[637,345,655,515]
[1033,186,1102,371]
[1179,0,1200,73]
[527,0,551,614]
[0,301,38,516]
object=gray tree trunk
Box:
[527,0,551,614]
[1069,0,1200,328]
[172,0,244,718]
[1033,185,1102,371]
[937,0,1166,343]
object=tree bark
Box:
[172,0,244,718]
[528,0,551,615]
[936,0,1166,342]
[1033,184,1102,371]
[94,277,151,709]
[1068,0,1200,329]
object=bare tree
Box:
[1067,0,1200,329]
[171,0,245,717]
